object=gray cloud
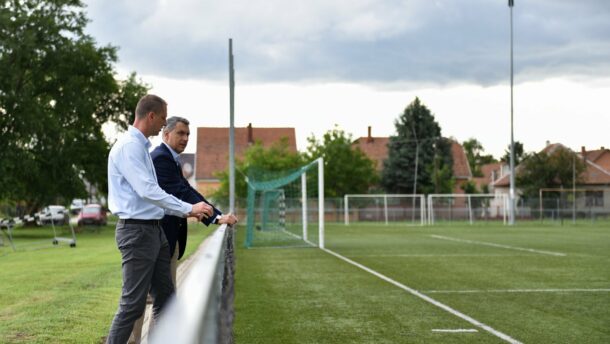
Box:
[83,0,610,85]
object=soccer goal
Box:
[344,194,426,226]
[427,194,508,225]
[245,158,324,248]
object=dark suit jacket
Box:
[151,143,222,260]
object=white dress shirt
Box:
[108,126,192,219]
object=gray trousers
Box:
[106,221,174,344]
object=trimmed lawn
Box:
[234,222,610,343]
[0,220,212,343]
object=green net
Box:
[245,159,322,248]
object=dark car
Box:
[77,204,107,226]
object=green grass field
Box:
[0,221,212,343]
[234,222,610,343]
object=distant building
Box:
[450,140,473,194]
[492,143,610,209]
[195,123,297,196]
[351,126,389,173]
[352,126,472,194]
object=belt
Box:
[119,219,162,226]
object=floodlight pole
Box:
[229,39,236,214]
[508,0,516,225]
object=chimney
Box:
[247,123,253,145]
[581,146,586,163]
[367,126,373,143]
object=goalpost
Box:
[245,158,324,248]
[344,194,426,226]
[427,194,508,225]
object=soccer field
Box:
[234,222,610,343]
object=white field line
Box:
[348,254,531,258]
[432,329,478,333]
[280,228,303,240]
[321,247,522,344]
[430,235,566,257]
[425,288,610,294]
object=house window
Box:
[585,191,604,207]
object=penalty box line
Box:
[430,234,567,257]
[321,247,523,344]
[425,288,610,294]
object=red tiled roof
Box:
[195,126,297,180]
[580,160,610,185]
[494,143,610,187]
[472,162,504,190]
[351,135,472,181]
[451,141,472,180]
[352,136,389,171]
[582,148,610,171]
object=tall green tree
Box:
[304,126,378,197]
[516,146,586,198]
[382,97,453,194]
[213,138,305,200]
[463,138,497,177]
[0,0,148,213]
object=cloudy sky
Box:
[85,0,610,157]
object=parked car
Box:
[36,205,69,226]
[69,199,86,215]
[77,204,107,226]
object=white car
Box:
[36,205,69,226]
[69,199,86,215]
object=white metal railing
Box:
[149,224,234,344]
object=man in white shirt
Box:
[106,94,212,344]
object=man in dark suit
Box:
[129,116,237,343]
[152,116,238,269]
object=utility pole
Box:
[229,39,235,214]
[508,0,516,225]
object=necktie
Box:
[176,159,183,177]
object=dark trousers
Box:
[106,222,174,344]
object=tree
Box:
[501,141,525,165]
[382,97,453,194]
[213,138,305,200]
[304,126,378,197]
[463,138,497,177]
[516,146,586,199]
[0,0,148,213]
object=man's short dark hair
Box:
[164,116,190,134]
[135,94,167,119]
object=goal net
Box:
[427,194,508,225]
[245,158,324,248]
[344,194,426,226]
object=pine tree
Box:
[381,97,453,194]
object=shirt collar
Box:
[162,142,181,162]
[128,125,151,149]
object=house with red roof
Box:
[195,123,297,196]
[491,143,610,211]
[351,126,473,194]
